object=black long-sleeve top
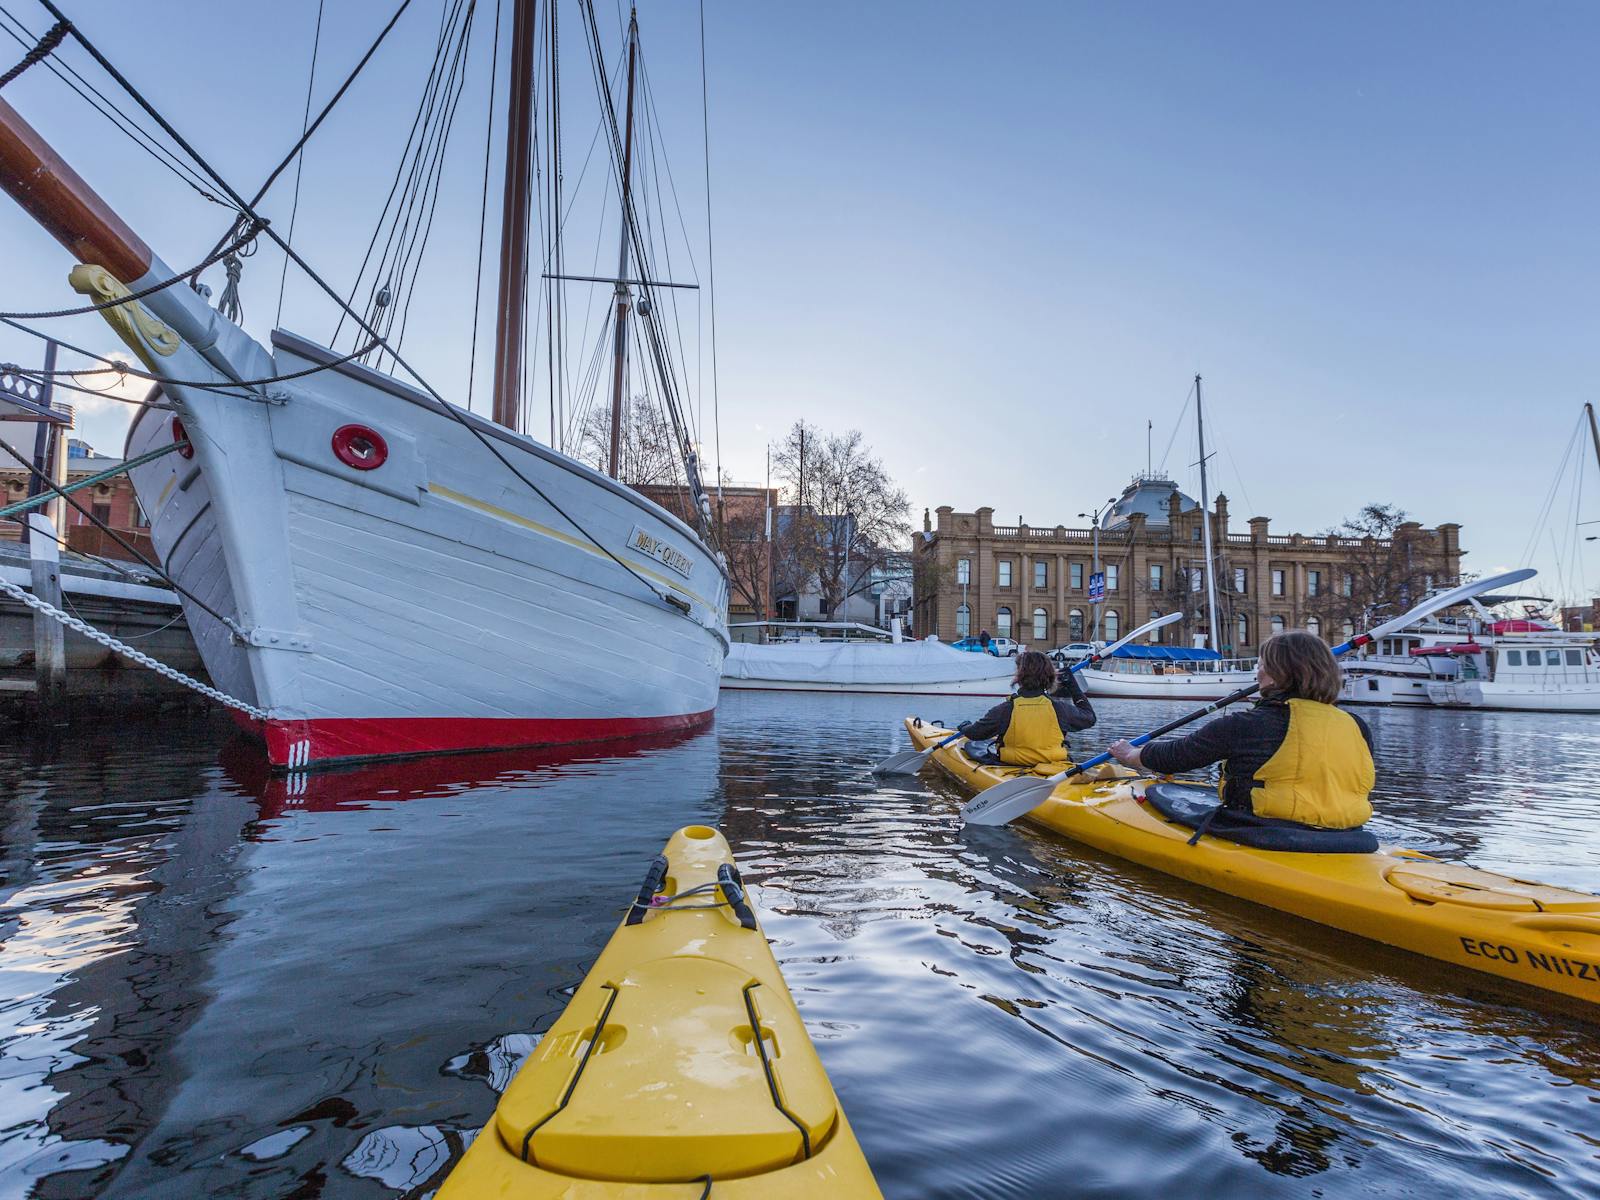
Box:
[958,671,1097,742]
[1140,693,1374,812]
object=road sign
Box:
[1088,571,1105,603]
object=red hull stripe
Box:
[240,709,716,768]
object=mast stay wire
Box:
[274,0,327,329]
[1518,411,1583,571]
[465,0,504,414]
[698,0,723,502]
[1157,378,1195,476]
[31,0,716,613]
[332,0,472,351]
[0,5,225,204]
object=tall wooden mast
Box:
[605,9,640,478]
[491,0,539,431]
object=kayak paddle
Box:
[872,611,1183,775]
[960,568,1537,825]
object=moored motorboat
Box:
[437,825,882,1198]
[904,717,1600,1005]
[723,624,1015,695]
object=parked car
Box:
[1049,642,1102,669]
[951,636,1022,657]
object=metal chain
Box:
[0,574,267,719]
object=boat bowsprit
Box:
[904,717,1600,1006]
[438,826,882,1198]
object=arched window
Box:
[1103,609,1119,641]
[1306,616,1321,638]
[956,604,971,637]
[1032,607,1048,641]
[1068,609,1084,639]
[1342,620,1354,641]
[1271,615,1285,636]
[997,607,1013,638]
[1237,612,1249,648]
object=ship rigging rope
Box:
[0,433,244,632]
[465,0,503,413]
[1,318,381,396]
[0,218,267,321]
[33,0,722,624]
[0,6,225,204]
[0,574,267,719]
[698,0,723,502]
[0,13,65,88]
[275,0,326,328]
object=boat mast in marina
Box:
[1194,374,1220,651]
[607,11,640,479]
[491,0,538,432]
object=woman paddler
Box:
[1107,630,1374,830]
[958,650,1096,770]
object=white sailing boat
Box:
[1078,376,1258,701]
[0,5,728,767]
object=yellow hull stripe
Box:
[426,482,712,610]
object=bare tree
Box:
[577,396,681,486]
[771,421,911,620]
[1318,503,1446,630]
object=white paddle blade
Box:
[1364,568,1537,643]
[960,774,1060,825]
[873,747,934,775]
[1099,610,1183,658]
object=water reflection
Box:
[0,695,1596,1198]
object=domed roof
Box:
[1103,474,1196,529]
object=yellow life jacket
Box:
[1227,698,1374,829]
[998,695,1070,771]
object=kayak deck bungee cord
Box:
[906,717,1600,1006]
[438,825,881,1198]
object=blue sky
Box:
[3,2,1597,602]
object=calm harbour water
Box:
[1,692,1597,1199]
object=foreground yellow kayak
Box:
[905,717,1600,1006]
[438,825,881,1198]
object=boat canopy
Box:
[1490,619,1557,634]
[1107,645,1222,662]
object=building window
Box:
[997,607,1013,638]
[1106,564,1119,591]
[1271,615,1285,636]
[1032,607,1048,641]
[957,558,970,585]
[1341,573,1353,597]
[1188,567,1203,592]
[1192,526,1202,541]
[998,560,1013,588]
[1069,608,1084,639]
[956,604,971,637]
[1307,570,1321,597]
[1272,569,1285,597]
[1342,620,1354,641]
[1233,567,1248,594]
[1306,616,1321,638]
[1237,612,1249,647]
[1070,562,1084,590]
[1424,574,1435,592]
[1149,564,1163,592]
[1034,560,1048,590]
[92,502,112,526]
[1103,609,1119,640]
[1148,609,1162,643]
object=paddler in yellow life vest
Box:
[957,650,1096,772]
[1107,630,1375,830]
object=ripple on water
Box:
[0,694,1596,1198]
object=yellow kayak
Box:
[905,717,1600,1006]
[438,825,882,1199]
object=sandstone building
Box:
[912,474,1462,655]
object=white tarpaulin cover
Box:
[723,638,1016,688]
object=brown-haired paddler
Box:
[1108,630,1374,830]
[958,650,1096,772]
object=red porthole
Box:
[331,424,388,471]
[172,417,194,459]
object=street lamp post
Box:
[1079,496,1118,644]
